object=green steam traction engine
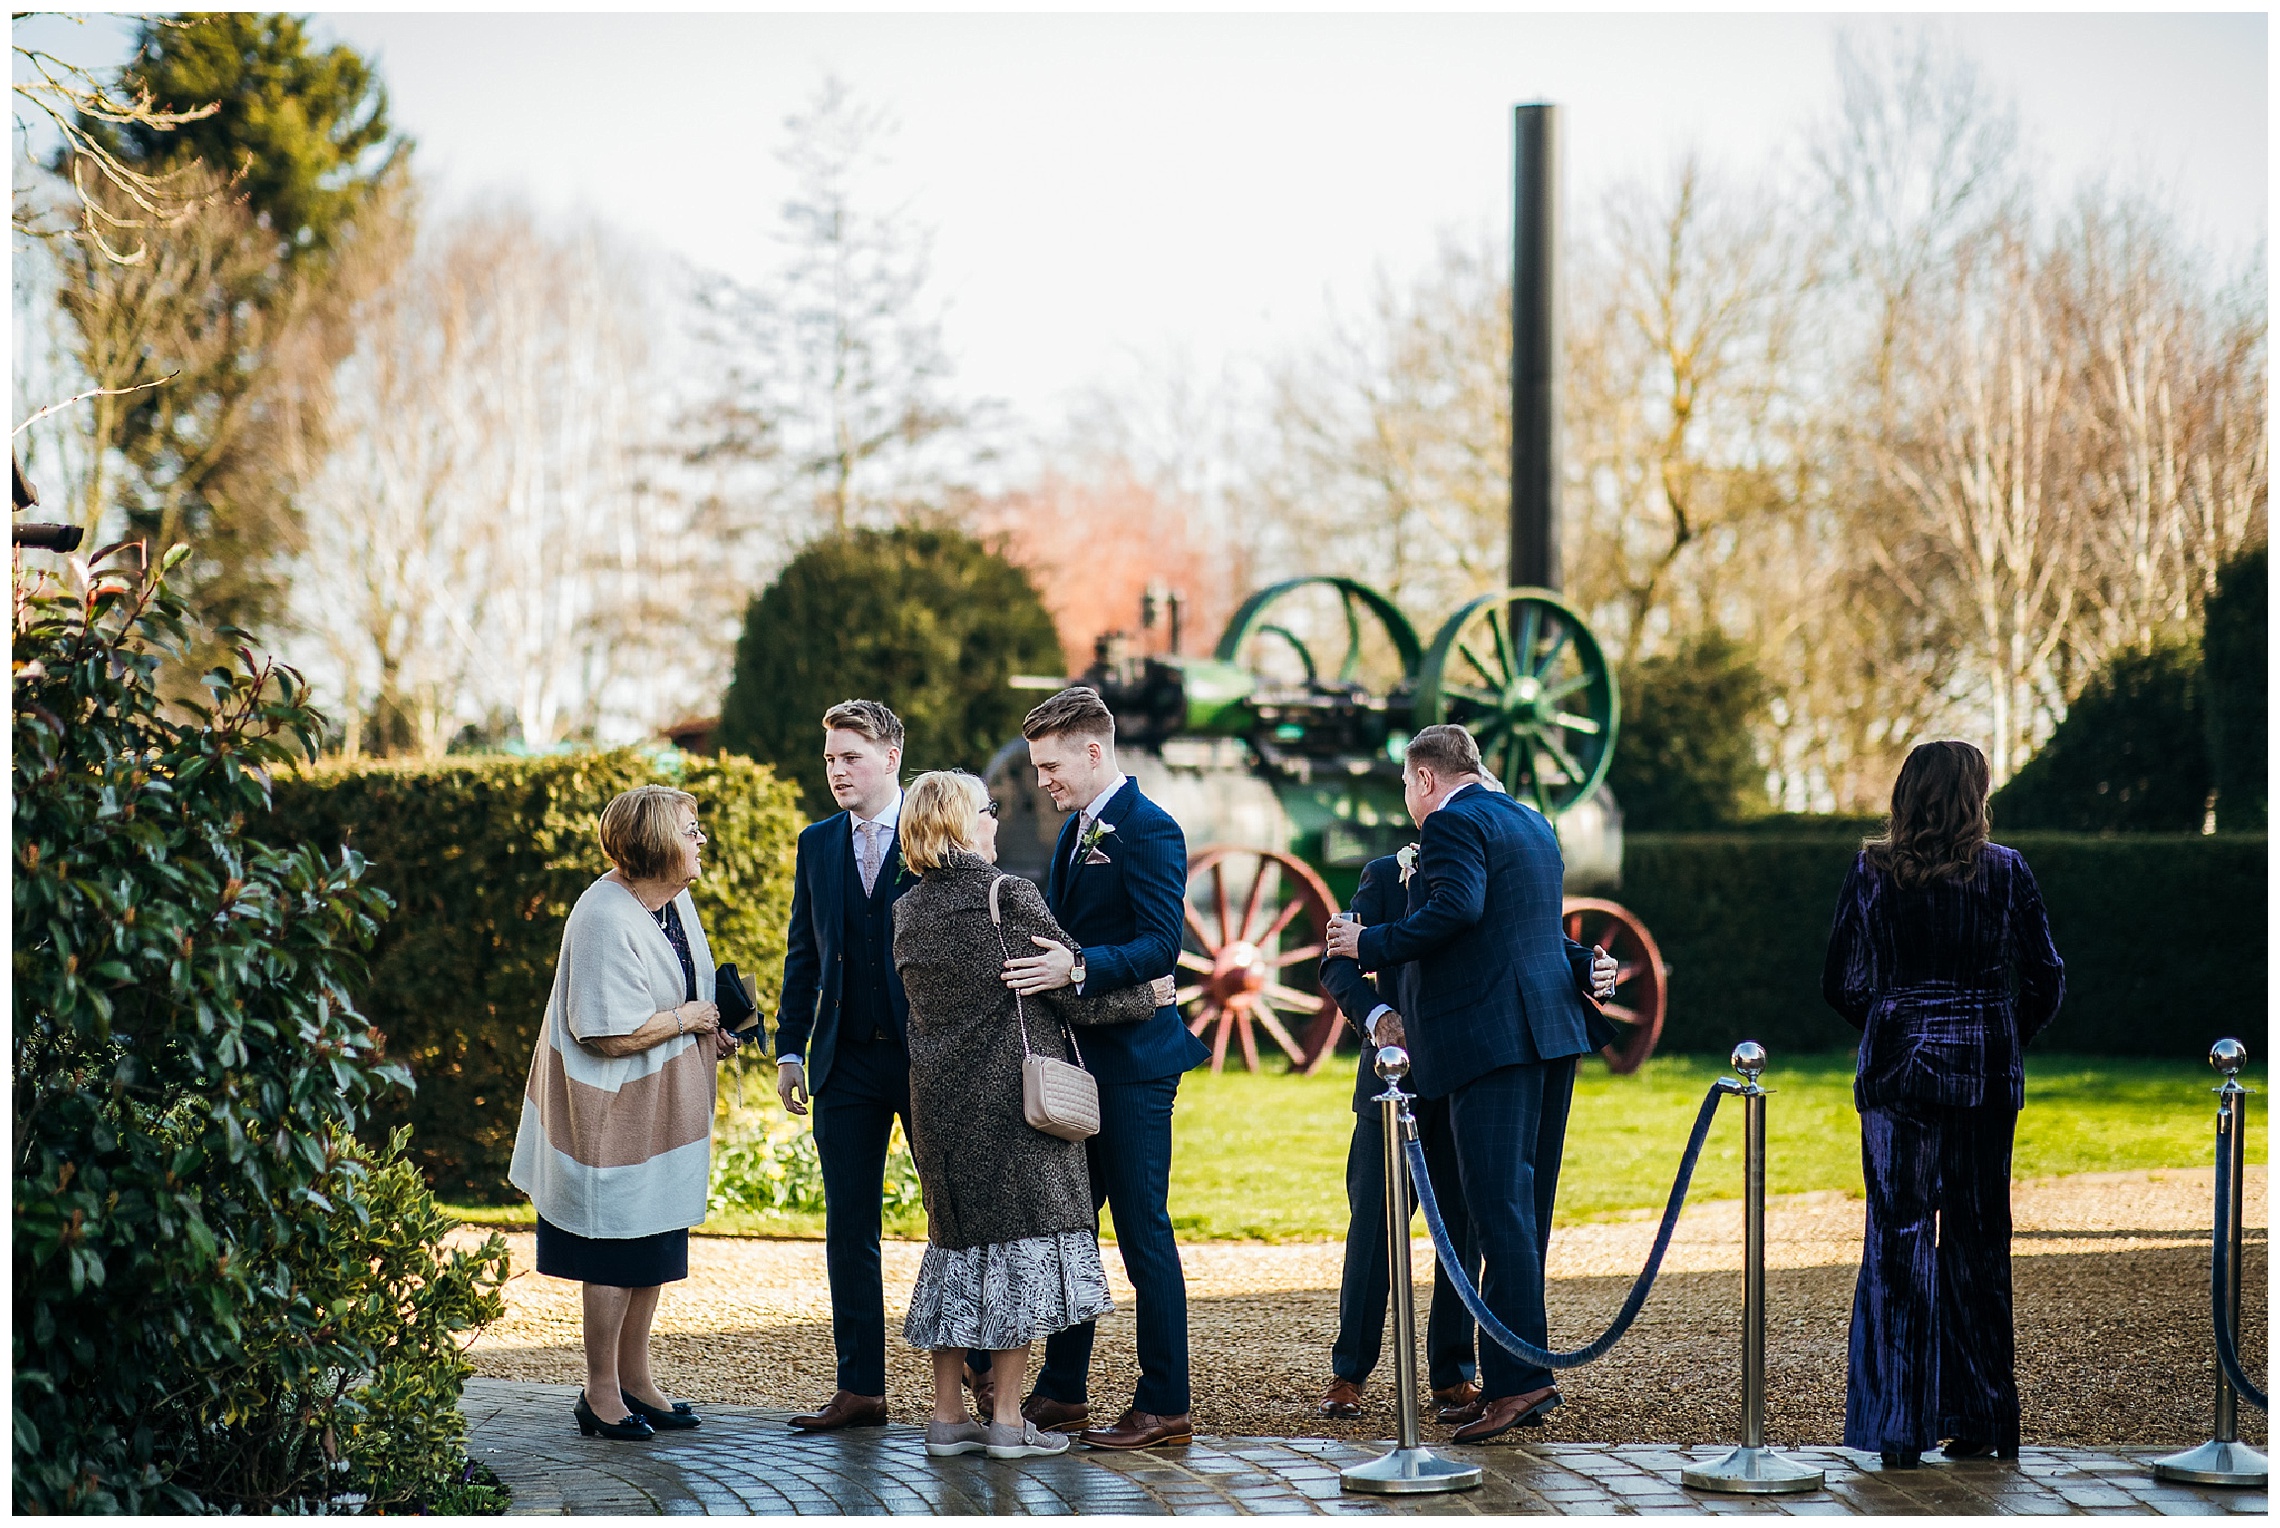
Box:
[984,576,1668,1077]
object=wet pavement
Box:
[465,1379,2268,1515]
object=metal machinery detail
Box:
[984,575,1668,1077]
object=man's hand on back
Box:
[1326,913,1364,962]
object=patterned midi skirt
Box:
[902,1228,1115,1351]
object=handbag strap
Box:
[989,874,1084,1069]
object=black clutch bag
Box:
[715,961,759,1035]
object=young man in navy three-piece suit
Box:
[997,686,1209,1451]
[772,699,989,1432]
[1326,724,1622,1444]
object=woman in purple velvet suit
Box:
[1822,741,2065,1470]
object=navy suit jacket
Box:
[773,811,915,1099]
[1354,784,1612,1100]
[1321,855,1422,1113]
[1046,777,1211,1085]
[1822,843,2065,1113]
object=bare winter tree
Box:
[694,74,994,543]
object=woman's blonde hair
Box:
[901,770,988,874]
[599,784,699,880]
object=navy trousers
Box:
[1845,1099,2021,1453]
[1034,1074,1191,1416]
[1332,1097,1480,1393]
[1446,1058,1575,1400]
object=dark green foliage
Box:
[1622,831,2265,1058]
[1992,643,2210,831]
[718,525,1065,818]
[98,12,398,265]
[12,549,507,1512]
[1606,633,1770,829]
[2203,546,2267,830]
[267,751,805,1201]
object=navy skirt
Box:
[535,1215,689,1287]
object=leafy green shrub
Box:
[717,525,1065,818]
[12,549,507,1512]
[1606,632,1770,829]
[2203,545,2266,830]
[707,1067,921,1223]
[267,751,804,1201]
[1992,642,2210,831]
[1622,831,2266,1058]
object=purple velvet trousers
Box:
[1844,1099,2022,1454]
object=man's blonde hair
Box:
[900,770,989,875]
[821,698,905,751]
[599,784,699,880]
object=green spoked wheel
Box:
[1214,577,1423,688]
[1416,587,1619,819]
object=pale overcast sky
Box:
[15,11,2268,432]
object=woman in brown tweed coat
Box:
[892,769,1156,1461]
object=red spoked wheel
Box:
[1178,846,1343,1074]
[1562,897,1667,1074]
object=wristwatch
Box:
[1070,960,1087,990]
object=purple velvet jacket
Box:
[1821,843,2066,1112]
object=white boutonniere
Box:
[1395,843,1420,885]
[1077,818,1117,865]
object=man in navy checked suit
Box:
[999,686,1210,1451]
[1326,725,1620,1442]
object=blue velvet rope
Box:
[2212,1134,2269,1412]
[1401,1077,1738,1370]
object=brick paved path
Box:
[465,1380,2266,1515]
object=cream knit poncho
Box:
[509,876,718,1240]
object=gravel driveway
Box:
[458,1167,2264,1448]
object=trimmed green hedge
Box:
[268,751,803,1201]
[1622,832,2267,1060]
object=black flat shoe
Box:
[1880,1449,1921,1470]
[575,1390,654,1440]
[623,1390,701,1429]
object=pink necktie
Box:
[858,821,882,897]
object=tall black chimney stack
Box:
[1510,103,1561,593]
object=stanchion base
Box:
[2152,1440,2268,1487]
[1340,1445,1484,1495]
[1681,1445,1827,1494]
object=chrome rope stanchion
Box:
[2153,1038,2268,1488]
[1682,1042,1825,1495]
[1341,1046,1482,1496]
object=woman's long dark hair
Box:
[1863,741,1992,888]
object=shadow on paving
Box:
[473,1241,2263,1451]
[461,1378,2270,1517]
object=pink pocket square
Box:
[1083,848,1113,865]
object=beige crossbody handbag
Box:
[988,874,1101,1142]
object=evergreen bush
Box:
[1622,830,2265,1058]
[2203,545,2267,830]
[1605,632,1770,829]
[267,750,804,1201]
[1992,642,2210,831]
[12,548,508,1512]
[717,525,1065,818]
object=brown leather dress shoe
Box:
[1080,1408,1194,1450]
[1449,1386,1561,1443]
[1317,1378,1365,1419]
[1020,1394,1092,1433]
[1433,1379,1485,1426]
[787,1390,887,1431]
[965,1367,996,1424]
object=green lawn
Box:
[446,1053,2264,1244]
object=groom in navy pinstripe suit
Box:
[1326,725,1619,1442]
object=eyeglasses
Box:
[683,823,708,842]
[979,800,1001,818]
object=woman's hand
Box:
[710,1029,738,1061]
[676,1000,720,1035]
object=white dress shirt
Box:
[1063,774,1129,993]
[779,790,903,1066]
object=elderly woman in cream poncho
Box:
[510,784,736,1441]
